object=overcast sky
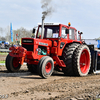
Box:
[0,0,100,39]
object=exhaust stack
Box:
[41,15,45,39]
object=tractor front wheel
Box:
[38,56,54,79]
[6,54,21,72]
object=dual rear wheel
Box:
[62,43,91,76]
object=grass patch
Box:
[0,52,8,55]
[0,61,5,63]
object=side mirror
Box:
[32,28,36,33]
[65,29,69,34]
[78,31,83,34]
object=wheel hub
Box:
[45,62,52,73]
[13,57,20,68]
[80,49,90,74]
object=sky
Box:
[0,0,100,39]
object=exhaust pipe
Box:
[41,15,45,39]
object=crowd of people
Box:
[0,41,9,49]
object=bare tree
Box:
[0,26,32,44]
[13,27,32,42]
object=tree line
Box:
[0,27,32,43]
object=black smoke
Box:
[41,0,54,18]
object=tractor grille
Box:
[22,39,34,51]
[22,39,33,43]
[22,44,33,51]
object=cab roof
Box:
[38,23,60,25]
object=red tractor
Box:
[6,22,92,78]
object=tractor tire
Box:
[5,54,21,72]
[27,64,37,73]
[73,45,91,76]
[38,56,49,76]
[62,43,80,76]
[38,56,54,79]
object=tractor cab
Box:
[36,23,59,39]
[36,23,78,41]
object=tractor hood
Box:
[22,38,52,48]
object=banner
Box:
[10,23,13,42]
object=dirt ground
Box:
[0,54,7,61]
[0,55,100,100]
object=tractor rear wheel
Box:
[73,45,91,76]
[62,43,80,76]
[6,54,21,72]
[27,64,37,73]
[38,56,54,79]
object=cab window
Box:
[61,27,67,39]
[37,26,59,38]
[69,29,76,40]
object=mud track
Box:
[0,55,100,100]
